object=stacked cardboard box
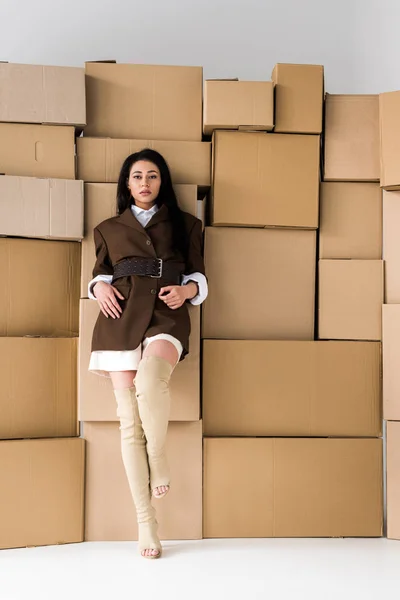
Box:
[202,64,383,538]
[78,61,210,541]
[0,63,85,549]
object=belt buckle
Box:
[150,258,163,278]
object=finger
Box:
[111,286,125,300]
[105,299,120,319]
[108,294,123,313]
[160,286,173,295]
[100,305,109,318]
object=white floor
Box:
[1,538,400,600]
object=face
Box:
[127,160,161,209]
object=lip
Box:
[140,190,151,196]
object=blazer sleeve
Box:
[92,227,114,278]
[184,219,206,277]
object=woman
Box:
[87,149,207,559]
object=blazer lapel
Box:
[117,207,146,235]
[145,204,169,228]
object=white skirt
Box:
[89,334,183,377]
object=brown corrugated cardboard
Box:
[387,421,400,540]
[271,63,324,134]
[318,260,383,341]
[0,175,84,240]
[319,182,382,259]
[77,137,211,186]
[203,340,381,437]
[80,183,200,298]
[0,238,80,336]
[0,437,84,549]
[379,91,400,190]
[383,191,400,303]
[324,94,379,182]
[0,62,86,126]
[84,421,202,541]
[79,300,200,421]
[382,305,400,421]
[203,80,274,135]
[202,227,316,340]
[211,131,320,228]
[0,123,76,179]
[0,337,78,439]
[203,437,383,538]
[85,62,202,141]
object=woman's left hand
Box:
[159,283,198,310]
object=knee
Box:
[135,356,173,396]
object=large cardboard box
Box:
[0,438,85,549]
[84,421,202,541]
[80,183,201,298]
[319,182,382,259]
[203,80,274,135]
[0,62,86,126]
[85,62,202,141]
[324,94,379,182]
[77,137,211,186]
[202,227,316,340]
[318,260,383,341]
[382,305,400,421]
[271,63,324,134]
[0,175,84,240]
[0,123,76,179]
[383,191,400,303]
[379,91,400,190]
[79,300,200,422]
[0,238,80,337]
[0,337,78,439]
[202,340,381,437]
[203,438,383,538]
[211,131,319,228]
[387,421,400,540]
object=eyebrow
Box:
[132,170,159,174]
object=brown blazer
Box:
[91,204,205,360]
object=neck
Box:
[133,201,157,211]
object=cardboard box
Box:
[79,300,200,422]
[0,337,78,439]
[85,62,202,141]
[202,340,381,437]
[80,183,201,298]
[0,238,80,337]
[202,227,316,340]
[211,131,319,228]
[319,182,382,259]
[382,305,400,421]
[0,175,84,240]
[271,63,324,134]
[84,421,202,541]
[0,123,76,179]
[324,94,379,182]
[387,421,400,540]
[318,260,383,341]
[383,191,400,303]
[203,437,383,538]
[77,137,211,186]
[379,91,400,190]
[0,438,84,549]
[203,80,274,135]
[0,62,86,126]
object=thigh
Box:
[142,340,179,368]
[110,370,137,390]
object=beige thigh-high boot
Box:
[134,356,174,497]
[114,387,162,558]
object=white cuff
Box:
[181,272,208,305]
[88,274,113,299]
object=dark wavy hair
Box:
[116,148,189,260]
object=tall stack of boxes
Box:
[0,63,85,549]
[202,65,382,538]
[78,61,211,541]
[380,90,400,539]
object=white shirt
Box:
[88,204,208,305]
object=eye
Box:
[150,175,158,179]
[133,175,141,179]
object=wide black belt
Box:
[112,257,183,284]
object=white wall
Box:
[1,0,399,94]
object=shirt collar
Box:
[131,203,159,216]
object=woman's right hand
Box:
[93,281,125,319]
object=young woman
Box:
[87,149,207,559]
